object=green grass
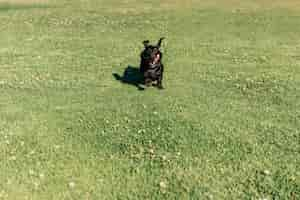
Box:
[1,0,299,199]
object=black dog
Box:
[140,37,165,89]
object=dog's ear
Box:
[157,37,165,48]
[143,40,150,48]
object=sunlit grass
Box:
[0,0,299,199]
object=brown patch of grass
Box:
[0,0,49,4]
[102,0,300,15]
[161,0,300,11]
[73,0,300,16]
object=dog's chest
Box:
[144,63,161,77]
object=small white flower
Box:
[149,149,154,154]
[138,129,145,134]
[258,197,269,200]
[263,170,270,175]
[29,169,34,175]
[39,173,45,179]
[159,181,167,189]
[10,156,16,161]
[69,182,75,188]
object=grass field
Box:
[1,0,300,199]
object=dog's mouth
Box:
[151,53,160,65]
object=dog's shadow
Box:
[113,65,145,90]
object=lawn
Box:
[0,0,299,199]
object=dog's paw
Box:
[145,80,152,87]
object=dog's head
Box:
[141,37,165,65]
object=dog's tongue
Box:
[153,54,160,64]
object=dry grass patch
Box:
[98,0,300,15]
[0,0,49,3]
[161,0,300,11]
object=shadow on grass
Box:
[113,65,145,90]
[0,2,54,12]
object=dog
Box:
[140,37,165,89]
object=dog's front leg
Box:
[157,65,164,89]
[145,78,152,87]
[157,77,163,89]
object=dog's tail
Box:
[157,37,165,48]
